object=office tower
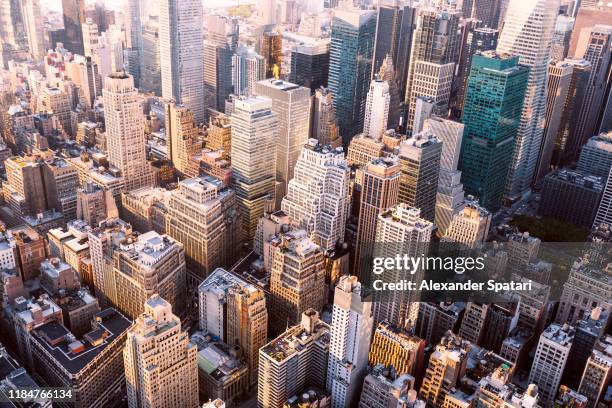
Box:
[140,16,161,95]
[62,0,85,54]
[495,0,559,202]
[373,205,433,327]
[458,302,489,345]
[354,158,400,278]
[578,335,612,407]
[443,201,491,248]
[258,310,330,408]
[289,39,330,92]
[269,230,326,334]
[28,308,130,408]
[42,157,79,222]
[459,52,529,211]
[105,231,186,319]
[10,226,47,281]
[158,0,205,123]
[372,4,415,99]
[328,7,376,143]
[566,308,609,388]
[124,296,198,408]
[368,321,425,378]
[82,18,98,58]
[594,166,612,228]
[281,139,350,253]
[260,30,282,79]
[539,170,603,227]
[203,15,238,113]
[124,0,142,87]
[556,260,612,325]
[481,302,519,354]
[376,55,402,131]
[38,87,72,135]
[419,331,469,407]
[363,77,390,140]
[528,324,574,405]
[230,96,277,242]
[232,46,265,97]
[577,132,612,181]
[165,103,201,177]
[454,26,499,116]
[77,182,117,227]
[359,365,423,408]
[536,61,575,182]
[103,73,153,190]
[312,87,341,147]
[197,268,267,386]
[65,55,101,109]
[571,26,612,151]
[253,79,311,204]
[397,131,442,222]
[550,16,575,61]
[2,154,51,218]
[21,0,44,59]
[166,177,240,278]
[404,6,460,134]
[326,276,373,408]
[405,61,454,133]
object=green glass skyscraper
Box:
[459,51,529,211]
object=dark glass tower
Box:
[62,0,85,55]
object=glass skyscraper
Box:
[459,52,529,211]
[328,8,376,145]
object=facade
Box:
[368,321,426,378]
[443,201,491,249]
[289,40,330,92]
[140,16,161,95]
[124,295,199,408]
[281,139,350,253]
[312,88,341,148]
[578,335,612,407]
[576,132,612,181]
[459,52,529,211]
[165,103,201,177]
[233,46,266,97]
[359,364,423,408]
[363,78,390,140]
[594,166,612,228]
[61,0,85,54]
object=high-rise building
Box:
[462,0,502,28]
[578,334,612,407]
[576,132,612,181]
[354,158,400,279]
[140,16,161,95]
[536,61,575,182]
[232,46,265,97]
[253,79,311,205]
[539,170,603,227]
[124,295,198,408]
[21,0,45,59]
[124,0,142,87]
[103,73,154,190]
[230,96,277,242]
[105,231,187,319]
[419,331,469,407]
[377,55,402,131]
[328,7,376,143]
[257,309,330,408]
[363,77,391,140]
[165,103,201,177]
[372,4,415,99]
[443,200,491,248]
[594,166,612,228]
[368,321,426,378]
[404,6,460,134]
[281,139,350,253]
[62,0,85,54]
[372,205,433,327]
[289,39,330,92]
[82,18,99,59]
[459,52,529,211]
[397,131,442,222]
[311,87,341,147]
[166,176,240,279]
[550,15,575,61]
[528,324,574,405]
[259,30,282,79]
[359,365,424,408]
[76,182,117,227]
[203,15,238,114]
[197,268,267,386]
[326,276,373,408]
[268,230,326,335]
[495,0,559,202]
[158,0,205,123]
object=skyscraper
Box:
[397,131,442,222]
[459,52,529,211]
[230,96,277,242]
[594,166,612,228]
[21,0,44,59]
[158,0,205,123]
[578,334,612,407]
[124,0,142,87]
[363,77,391,140]
[165,103,201,177]
[495,0,559,202]
[289,39,330,92]
[327,276,373,408]
[328,7,376,144]
[124,295,198,408]
[140,16,161,95]
[443,200,491,248]
[253,79,311,205]
[312,87,341,147]
[260,30,282,79]
[281,139,350,253]
[62,0,85,54]
[103,73,154,191]
[368,321,426,378]
[232,46,265,97]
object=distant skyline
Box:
[43,0,254,12]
